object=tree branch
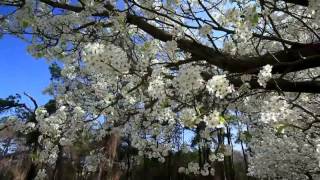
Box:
[230,78,320,93]
[39,0,83,12]
[23,93,38,111]
[283,0,309,6]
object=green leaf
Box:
[251,13,259,25]
[239,131,252,143]
[219,116,226,124]
[21,20,29,28]
[159,98,170,108]
[275,123,288,134]
[224,114,237,123]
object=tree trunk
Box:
[213,161,225,180]
[98,131,121,180]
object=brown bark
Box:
[98,131,122,180]
[214,162,225,180]
[0,153,33,180]
[283,0,309,6]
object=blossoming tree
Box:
[1,0,320,179]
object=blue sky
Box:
[0,35,51,107]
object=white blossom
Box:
[199,25,212,37]
[206,75,234,98]
[257,64,273,88]
[203,110,221,128]
[35,169,47,180]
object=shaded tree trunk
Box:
[98,131,122,180]
[214,161,225,180]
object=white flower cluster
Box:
[260,96,297,124]
[199,25,212,37]
[38,140,59,166]
[185,162,200,175]
[209,153,225,162]
[83,42,130,74]
[234,22,254,43]
[179,162,215,176]
[219,6,256,43]
[209,154,216,162]
[147,76,166,100]
[153,107,176,125]
[20,122,36,134]
[248,127,316,179]
[203,110,222,128]
[35,107,62,166]
[179,108,199,128]
[317,141,320,167]
[257,64,273,88]
[309,0,320,19]
[35,107,49,120]
[200,128,212,141]
[165,40,178,58]
[123,109,176,164]
[83,151,105,173]
[34,104,85,170]
[61,65,77,80]
[38,107,66,138]
[132,137,169,163]
[35,169,47,180]
[206,75,234,98]
[223,40,237,55]
[83,42,105,55]
[174,64,204,96]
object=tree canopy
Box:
[0,0,320,179]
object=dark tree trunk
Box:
[26,163,37,180]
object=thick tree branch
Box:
[127,13,320,74]
[230,78,320,93]
[23,93,38,111]
[126,14,255,72]
[39,0,83,12]
[283,0,309,6]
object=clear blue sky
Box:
[0,35,51,106]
